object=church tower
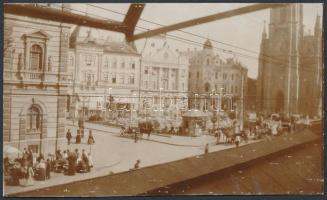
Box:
[257,4,305,114]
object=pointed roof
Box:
[23,30,51,40]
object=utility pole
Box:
[240,68,244,131]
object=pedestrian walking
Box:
[66,129,72,145]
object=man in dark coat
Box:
[45,159,51,179]
[76,129,81,144]
[66,129,72,145]
[67,151,77,175]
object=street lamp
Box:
[220,87,224,112]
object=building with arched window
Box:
[138,36,189,118]
[3,11,71,154]
[67,26,141,121]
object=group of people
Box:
[66,129,95,145]
[4,147,51,186]
[54,148,93,175]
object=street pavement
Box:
[4,120,257,195]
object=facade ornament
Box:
[48,56,52,72]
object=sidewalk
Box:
[5,120,257,196]
[4,155,121,195]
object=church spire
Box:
[262,20,267,39]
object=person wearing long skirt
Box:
[25,165,34,186]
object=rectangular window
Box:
[189,72,191,78]
[215,72,218,79]
[231,74,234,80]
[119,74,125,84]
[145,69,148,74]
[181,70,185,78]
[85,55,92,65]
[129,74,135,84]
[104,73,109,82]
[197,72,200,78]
[131,63,135,69]
[235,86,238,93]
[112,73,116,84]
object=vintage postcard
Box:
[3,2,324,197]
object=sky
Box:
[70,3,323,79]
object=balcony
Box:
[4,70,69,86]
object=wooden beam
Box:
[128,3,289,41]
[123,4,145,38]
[4,4,129,33]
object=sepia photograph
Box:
[2,2,324,197]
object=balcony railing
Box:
[4,70,69,84]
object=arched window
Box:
[206,58,210,65]
[30,44,43,71]
[26,105,42,132]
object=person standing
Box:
[27,147,33,167]
[87,130,95,145]
[215,129,221,145]
[204,143,209,154]
[134,128,138,143]
[134,160,140,169]
[88,153,93,169]
[45,159,51,180]
[81,149,89,172]
[66,129,72,145]
[76,129,81,144]
[25,165,34,186]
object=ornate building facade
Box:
[67,26,141,120]
[3,13,71,154]
[256,4,322,116]
[185,39,248,112]
[138,37,189,118]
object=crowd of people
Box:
[4,128,96,187]
[4,147,52,186]
[53,148,93,176]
